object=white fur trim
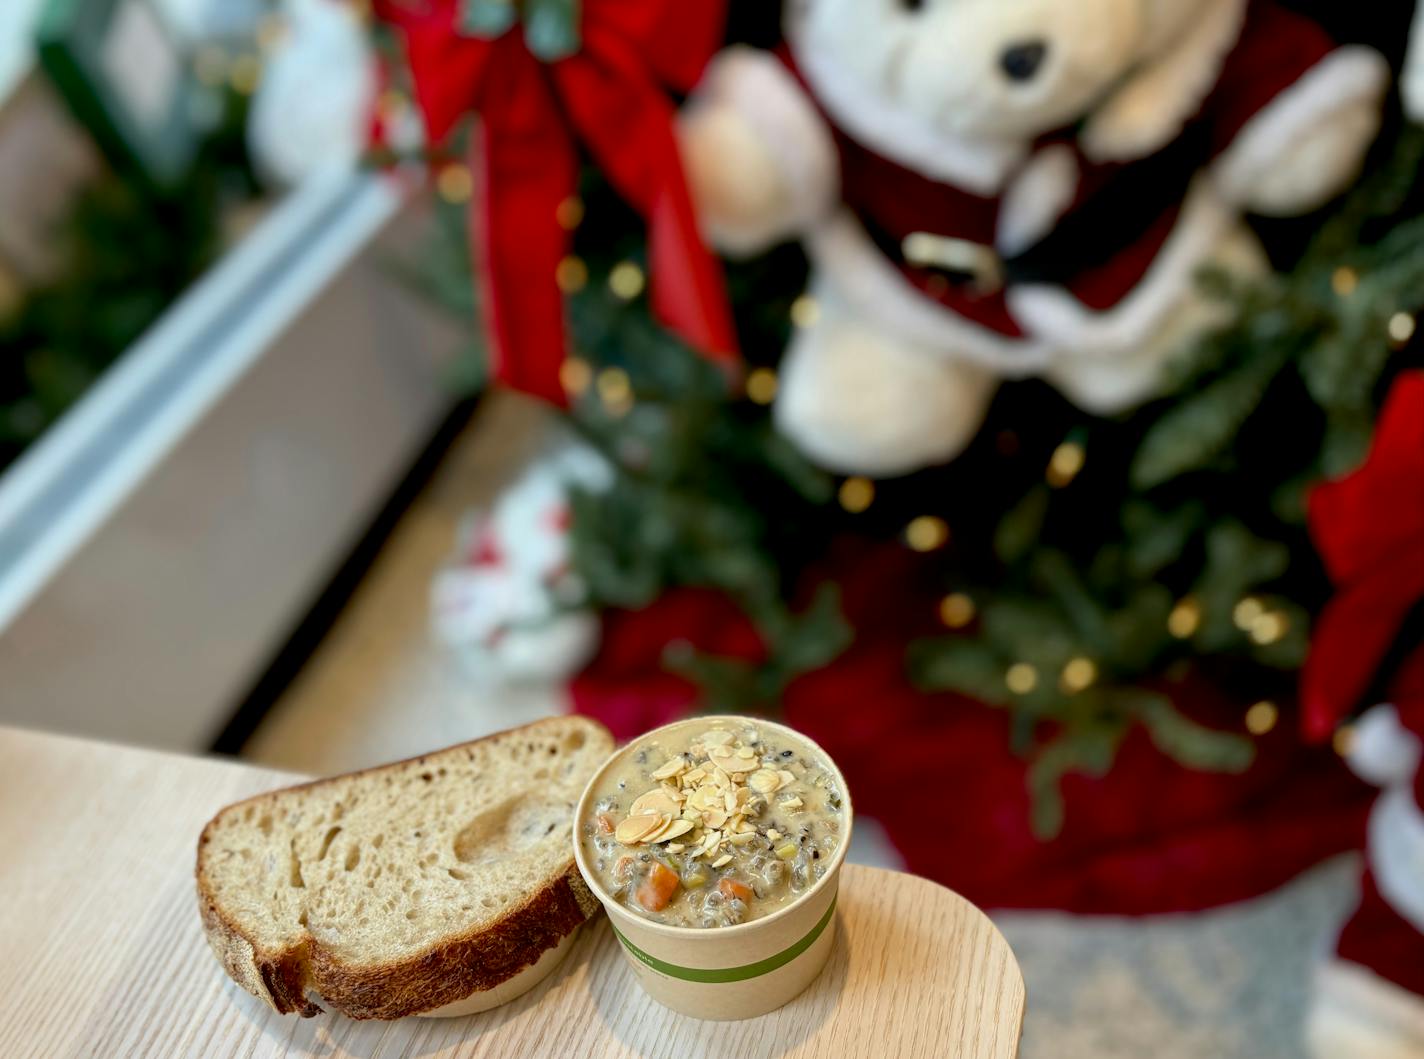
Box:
[807,212,1054,374]
[692,47,838,236]
[774,280,999,475]
[997,145,1080,257]
[1213,46,1389,210]
[1006,176,1235,355]
[1045,340,1177,414]
[787,20,1024,196]
[1310,959,1424,1059]
[1349,705,1424,788]
[248,0,376,187]
[1082,0,1247,164]
[1042,219,1264,412]
[1371,784,1424,937]
[1403,2,1424,122]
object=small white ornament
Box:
[246,0,377,188]
[430,440,611,686]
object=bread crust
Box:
[195,718,610,1019]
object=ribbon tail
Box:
[649,171,739,365]
[474,51,579,405]
[557,47,739,366]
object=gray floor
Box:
[1000,857,1357,1058]
[243,391,1357,1057]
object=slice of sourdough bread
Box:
[196,716,613,1019]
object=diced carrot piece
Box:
[596,812,616,835]
[718,877,754,903]
[636,862,680,912]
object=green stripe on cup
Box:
[610,897,837,984]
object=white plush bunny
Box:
[681,0,1388,476]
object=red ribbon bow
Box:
[376,0,738,404]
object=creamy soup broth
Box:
[580,721,845,927]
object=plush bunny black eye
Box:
[899,0,925,11]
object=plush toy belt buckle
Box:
[902,232,1006,295]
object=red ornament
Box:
[375,0,738,404]
[1302,370,1424,742]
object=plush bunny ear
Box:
[1080,0,1246,163]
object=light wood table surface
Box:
[0,725,1024,1058]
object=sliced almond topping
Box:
[735,746,756,759]
[729,831,756,846]
[667,842,685,852]
[711,854,733,868]
[615,814,665,844]
[639,817,671,843]
[650,758,684,781]
[701,730,734,747]
[703,809,728,829]
[712,766,734,787]
[629,790,680,818]
[749,769,781,794]
[723,790,738,813]
[768,829,781,842]
[651,819,694,844]
[708,748,758,774]
[659,781,685,803]
[781,796,804,809]
[684,768,707,784]
[778,769,796,786]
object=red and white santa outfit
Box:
[698,0,1388,409]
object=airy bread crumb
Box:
[196,716,613,1019]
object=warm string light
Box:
[378,90,408,127]
[556,256,588,293]
[1233,595,1289,646]
[1059,657,1097,694]
[1389,311,1417,347]
[1006,663,1039,695]
[1046,441,1085,488]
[1332,267,1359,297]
[746,368,779,406]
[1249,612,1289,646]
[838,477,874,514]
[905,516,949,552]
[1167,597,1201,639]
[1245,701,1279,736]
[609,261,645,300]
[1333,725,1357,758]
[437,164,473,204]
[229,53,262,95]
[596,367,633,416]
[939,593,976,629]
[1233,596,1264,628]
[556,196,584,230]
[790,295,820,329]
[560,357,592,398]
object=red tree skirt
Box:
[570,543,1371,915]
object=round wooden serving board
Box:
[0,727,1025,1058]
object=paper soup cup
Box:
[573,716,852,1020]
